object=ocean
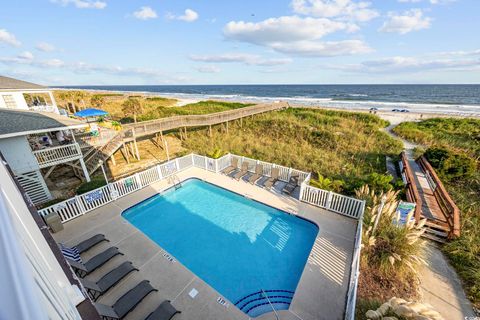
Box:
[61,84,480,115]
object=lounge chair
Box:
[95,280,158,320]
[222,158,238,175]
[145,300,181,320]
[82,261,138,301]
[73,234,108,254]
[233,162,249,181]
[282,174,300,195]
[67,247,123,278]
[248,164,263,185]
[263,168,280,190]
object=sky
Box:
[0,0,479,85]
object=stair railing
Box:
[261,289,280,320]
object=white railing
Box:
[299,184,365,219]
[75,130,119,149]
[344,213,364,320]
[38,152,364,223]
[29,105,57,113]
[33,143,83,168]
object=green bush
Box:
[425,147,476,180]
[76,177,107,195]
[309,173,344,192]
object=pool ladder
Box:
[170,174,182,190]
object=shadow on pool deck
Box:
[53,167,356,320]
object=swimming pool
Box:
[122,178,318,317]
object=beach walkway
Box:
[384,123,476,320]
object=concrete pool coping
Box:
[52,167,357,320]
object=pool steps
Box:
[234,289,294,317]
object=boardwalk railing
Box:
[400,152,423,221]
[38,152,364,223]
[417,156,460,238]
[33,143,83,168]
[83,102,287,175]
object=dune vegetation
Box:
[181,108,403,193]
[394,118,480,308]
[53,90,253,123]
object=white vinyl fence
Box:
[38,153,364,224]
[344,212,363,320]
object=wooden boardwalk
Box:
[401,152,460,241]
[82,102,288,174]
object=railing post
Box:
[288,167,292,180]
[191,153,195,167]
[175,158,180,172]
[134,173,142,189]
[299,182,305,201]
[156,164,163,180]
[326,191,333,209]
[214,159,218,173]
[75,195,87,215]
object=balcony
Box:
[28,104,58,113]
[33,143,83,168]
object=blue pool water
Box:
[122,179,318,317]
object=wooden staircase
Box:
[423,219,449,243]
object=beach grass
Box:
[181,108,403,193]
[394,118,480,308]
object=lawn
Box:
[394,117,480,309]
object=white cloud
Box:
[398,0,455,4]
[51,0,106,9]
[327,50,480,73]
[133,6,158,20]
[189,53,292,66]
[0,53,187,82]
[379,9,432,34]
[223,16,371,57]
[179,9,199,22]
[36,42,56,52]
[0,29,21,47]
[224,16,357,45]
[194,65,221,73]
[291,0,379,22]
[18,51,34,61]
[270,40,373,56]
[166,9,199,22]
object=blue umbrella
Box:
[74,108,108,118]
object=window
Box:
[2,95,17,108]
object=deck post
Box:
[184,126,187,139]
[79,158,91,182]
[208,125,212,137]
[240,117,243,128]
[133,139,140,160]
[226,121,229,133]
[110,154,116,166]
[122,143,130,163]
[129,142,135,159]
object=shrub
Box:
[425,147,476,180]
[76,177,107,195]
[206,147,225,159]
[356,185,426,277]
[310,173,344,192]
[363,173,394,192]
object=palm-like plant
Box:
[122,98,143,123]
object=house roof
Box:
[0,109,87,139]
[0,76,46,91]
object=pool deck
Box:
[52,167,357,320]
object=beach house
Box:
[0,77,91,205]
